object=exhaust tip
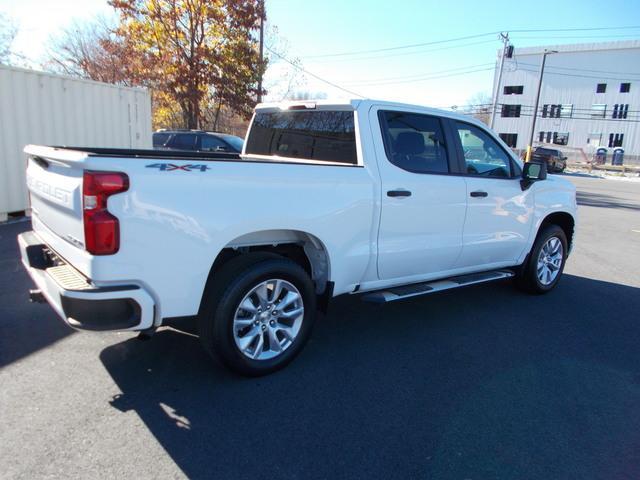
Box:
[29,289,46,304]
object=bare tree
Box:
[45,17,139,85]
[0,11,17,64]
[289,90,328,101]
[262,25,305,101]
[464,91,492,125]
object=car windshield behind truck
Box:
[245,110,357,164]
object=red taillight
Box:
[83,171,129,255]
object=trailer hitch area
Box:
[29,289,46,304]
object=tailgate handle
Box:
[31,156,50,169]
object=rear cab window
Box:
[245,109,358,165]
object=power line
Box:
[301,25,640,59]
[516,66,640,81]
[515,61,640,78]
[303,32,497,59]
[265,45,364,98]
[342,62,495,85]
[462,109,640,123]
[348,67,496,87]
[309,39,497,64]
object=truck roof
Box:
[255,98,486,128]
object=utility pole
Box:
[490,32,510,130]
[257,0,265,104]
[526,49,558,161]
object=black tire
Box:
[515,224,568,294]
[198,253,317,376]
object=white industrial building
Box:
[0,65,152,221]
[490,40,640,163]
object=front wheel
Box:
[198,253,317,376]
[515,225,568,294]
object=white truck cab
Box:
[19,99,577,375]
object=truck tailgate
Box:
[25,146,89,271]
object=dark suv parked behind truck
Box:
[531,147,567,173]
[153,130,244,153]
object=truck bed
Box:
[49,146,241,161]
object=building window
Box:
[501,104,521,117]
[538,131,545,142]
[560,104,573,118]
[546,132,552,143]
[596,83,607,93]
[587,133,602,147]
[542,104,569,118]
[499,133,518,148]
[620,83,631,93]
[542,104,557,118]
[553,132,569,146]
[608,133,624,148]
[503,85,523,95]
[613,104,629,119]
[591,104,607,118]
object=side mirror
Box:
[521,161,547,190]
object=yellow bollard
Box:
[525,145,532,163]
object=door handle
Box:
[470,190,488,198]
[387,189,412,197]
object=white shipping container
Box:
[0,65,152,221]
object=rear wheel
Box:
[515,224,568,294]
[198,253,317,376]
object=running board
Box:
[361,270,515,304]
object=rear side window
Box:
[169,134,198,150]
[245,110,357,164]
[379,111,449,174]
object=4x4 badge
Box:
[146,163,210,172]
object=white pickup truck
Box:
[19,99,577,376]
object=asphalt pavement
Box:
[1,174,639,480]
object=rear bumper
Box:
[18,231,155,331]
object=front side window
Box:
[245,110,357,164]
[456,122,512,178]
[378,111,449,174]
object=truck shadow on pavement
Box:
[0,220,74,368]
[100,274,640,479]
[577,191,640,210]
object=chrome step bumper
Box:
[18,231,156,331]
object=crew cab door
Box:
[370,107,467,280]
[450,120,533,268]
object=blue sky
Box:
[3,0,640,107]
